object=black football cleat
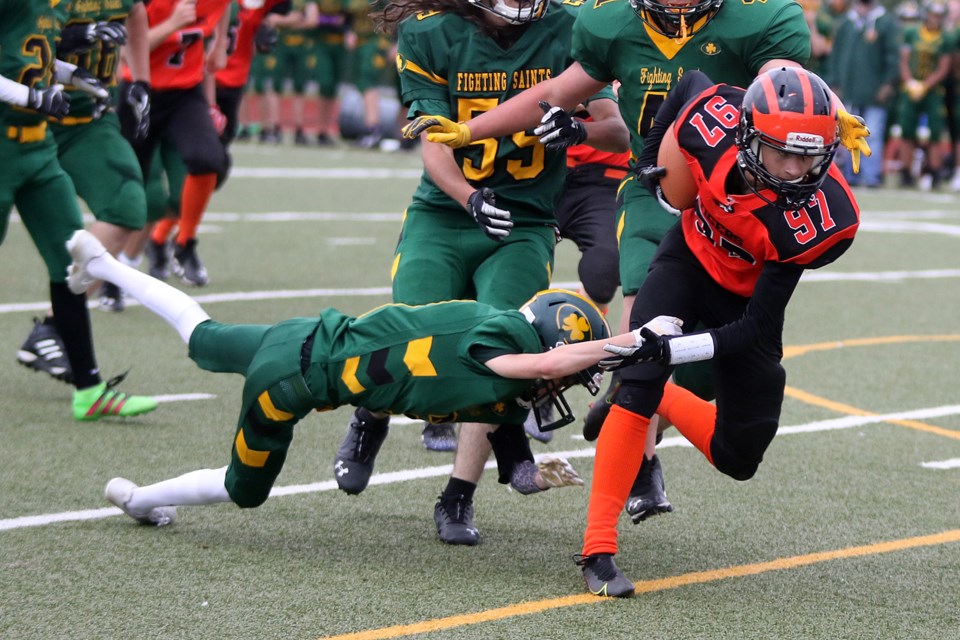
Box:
[625,454,673,524]
[575,553,634,598]
[333,408,390,494]
[434,493,480,545]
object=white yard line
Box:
[3,404,958,532]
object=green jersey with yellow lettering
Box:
[0,0,64,128]
[398,2,579,224]
[58,0,138,118]
[307,301,540,425]
[572,0,811,160]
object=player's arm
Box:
[600,263,804,370]
[581,96,629,152]
[206,6,232,74]
[125,2,151,83]
[635,71,714,169]
[485,317,683,380]
[535,94,628,153]
[0,72,70,119]
[421,141,514,241]
[405,62,606,147]
[148,0,198,51]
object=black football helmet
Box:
[735,67,839,211]
[629,0,723,39]
[518,289,611,431]
[467,0,548,24]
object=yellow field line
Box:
[319,530,960,640]
[784,386,960,439]
[783,334,960,440]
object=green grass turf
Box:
[0,142,958,639]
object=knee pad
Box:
[710,442,759,481]
[578,246,620,305]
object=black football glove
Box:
[599,327,669,371]
[122,81,151,141]
[635,165,681,216]
[598,316,684,371]
[254,24,279,54]
[58,21,128,55]
[466,188,513,241]
[27,85,70,120]
[534,100,587,151]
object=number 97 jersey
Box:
[673,83,860,298]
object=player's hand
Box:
[534,101,587,151]
[123,81,151,141]
[170,0,198,30]
[636,165,681,216]
[599,316,683,370]
[28,85,70,120]
[837,108,871,175]
[466,188,513,241]
[66,66,110,100]
[58,21,128,54]
[401,114,472,148]
[209,104,227,136]
[254,24,279,53]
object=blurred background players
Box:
[827,0,900,187]
[121,0,232,287]
[895,0,952,190]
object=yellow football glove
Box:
[837,108,871,174]
[401,114,472,148]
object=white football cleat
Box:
[66,229,107,295]
[105,477,177,527]
[537,455,584,489]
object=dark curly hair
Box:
[373,0,501,37]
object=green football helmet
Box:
[518,289,611,431]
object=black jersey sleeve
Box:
[708,261,804,357]
[635,70,716,169]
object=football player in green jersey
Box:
[403,0,870,526]
[0,1,155,421]
[61,230,678,528]
[16,1,152,385]
[332,0,629,546]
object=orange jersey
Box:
[146,0,232,90]
[216,0,287,89]
[674,84,859,297]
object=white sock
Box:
[127,467,231,511]
[119,252,141,269]
[85,252,210,343]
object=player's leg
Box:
[56,114,148,311]
[164,86,228,286]
[433,227,555,544]
[66,230,210,343]
[332,204,475,492]
[108,365,313,525]
[18,149,155,420]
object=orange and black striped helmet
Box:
[735,67,839,211]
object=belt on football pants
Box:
[6,121,46,143]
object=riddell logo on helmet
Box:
[787,132,824,147]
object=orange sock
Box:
[151,217,177,245]
[175,173,217,246]
[583,404,650,556]
[658,382,717,465]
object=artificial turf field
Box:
[1,141,958,639]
